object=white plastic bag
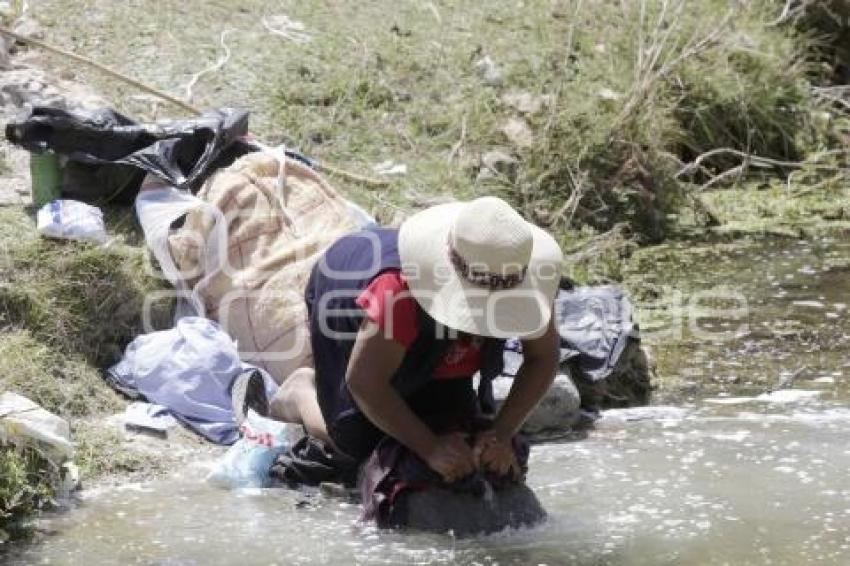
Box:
[0,392,74,465]
[206,410,291,489]
[135,180,227,316]
[36,199,107,243]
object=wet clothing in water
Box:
[360,417,531,529]
[304,228,506,461]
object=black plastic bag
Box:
[5,106,255,204]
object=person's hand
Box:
[473,430,521,481]
[424,432,477,483]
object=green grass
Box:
[30,0,846,243]
[702,174,850,238]
[0,331,121,417]
[0,207,172,368]
[72,422,165,479]
[0,446,54,541]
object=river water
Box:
[11,237,850,565]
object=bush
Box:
[512,0,834,243]
[790,0,850,83]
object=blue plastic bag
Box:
[207,410,291,489]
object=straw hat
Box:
[398,196,563,339]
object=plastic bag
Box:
[36,199,107,243]
[207,410,291,489]
[5,106,255,204]
[0,392,74,465]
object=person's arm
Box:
[475,315,559,476]
[493,316,559,438]
[346,320,476,482]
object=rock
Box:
[0,144,33,206]
[569,341,654,411]
[372,160,407,176]
[477,149,517,182]
[392,482,546,536]
[13,15,44,40]
[0,185,25,205]
[598,87,623,101]
[501,91,552,116]
[0,392,74,465]
[492,373,581,434]
[0,69,60,112]
[474,55,504,87]
[499,117,534,149]
[0,67,106,117]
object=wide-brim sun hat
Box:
[398,196,563,339]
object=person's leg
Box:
[269,367,333,446]
[270,367,384,462]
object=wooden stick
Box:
[0,25,201,114]
[314,160,388,186]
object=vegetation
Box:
[0,446,53,542]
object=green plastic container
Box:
[29,152,63,207]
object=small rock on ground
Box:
[473,55,504,87]
[492,373,581,434]
[477,149,518,182]
[0,144,31,206]
[501,91,553,116]
[499,117,534,149]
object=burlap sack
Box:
[168,151,357,383]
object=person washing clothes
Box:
[233,196,563,484]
